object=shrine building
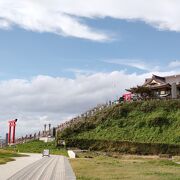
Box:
[128,74,180,99]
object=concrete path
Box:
[0,153,42,180]
[9,155,76,180]
[7,155,76,180]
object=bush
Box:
[117,119,128,128]
[147,111,170,127]
[140,101,156,113]
[119,104,131,117]
[65,139,180,155]
[174,136,180,143]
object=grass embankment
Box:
[59,100,180,144]
[6,140,67,156]
[0,149,25,165]
[70,152,180,180]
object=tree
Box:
[131,86,155,99]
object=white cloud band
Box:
[1,0,180,41]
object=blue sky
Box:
[0,0,180,137]
[0,18,180,80]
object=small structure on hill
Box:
[127,74,180,99]
[39,124,55,143]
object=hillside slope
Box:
[58,100,180,145]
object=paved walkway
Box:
[0,153,42,180]
[0,154,76,180]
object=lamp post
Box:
[48,124,51,136]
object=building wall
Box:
[171,83,177,99]
[177,87,180,96]
[145,75,180,98]
[165,75,180,85]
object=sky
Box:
[0,0,180,137]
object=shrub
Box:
[117,119,127,128]
[174,136,180,143]
[147,111,170,127]
[119,104,131,117]
[140,101,156,113]
[64,139,180,155]
[135,121,146,128]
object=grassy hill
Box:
[58,100,180,145]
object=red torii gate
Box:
[8,119,18,144]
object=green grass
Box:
[59,100,180,145]
[70,153,180,180]
[6,140,68,156]
[0,149,25,165]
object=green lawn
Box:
[70,153,180,180]
[0,149,25,165]
[6,140,68,156]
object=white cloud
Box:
[0,1,109,41]
[1,1,180,41]
[169,60,180,68]
[0,70,178,138]
[59,0,180,32]
[65,68,97,75]
[104,59,160,72]
[0,19,10,29]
